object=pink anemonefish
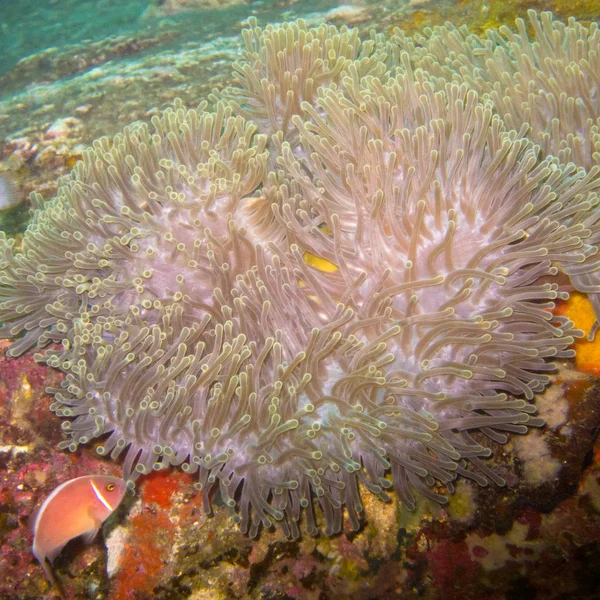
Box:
[32,475,126,594]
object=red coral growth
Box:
[516,508,542,540]
[111,510,175,600]
[141,470,191,509]
[428,540,483,600]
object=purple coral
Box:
[0,13,598,537]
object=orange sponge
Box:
[556,292,600,376]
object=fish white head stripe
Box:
[90,480,114,512]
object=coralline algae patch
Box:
[0,341,125,600]
[399,457,600,600]
[0,323,599,599]
[0,340,61,600]
[105,466,403,600]
[485,448,600,598]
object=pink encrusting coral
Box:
[0,13,599,538]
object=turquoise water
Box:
[0,0,344,82]
[1,0,149,79]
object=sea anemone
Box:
[222,18,390,144]
[1,13,599,538]
[272,74,593,485]
[390,10,600,322]
[0,102,267,355]
[393,11,600,169]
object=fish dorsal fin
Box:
[31,476,91,533]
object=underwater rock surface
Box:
[1,343,599,599]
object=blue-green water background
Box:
[0,0,345,81]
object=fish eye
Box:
[106,483,116,492]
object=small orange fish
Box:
[32,475,126,593]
